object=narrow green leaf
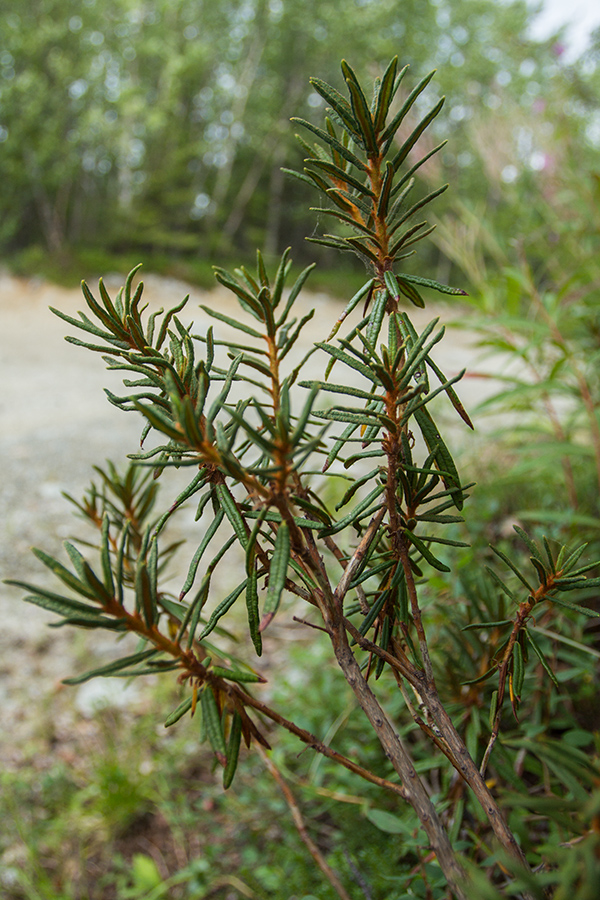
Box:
[304,159,374,198]
[389,223,437,256]
[291,494,332,525]
[525,630,559,688]
[542,536,556,573]
[530,555,548,586]
[270,248,291,309]
[306,235,353,252]
[358,590,389,636]
[327,280,374,341]
[256,250,269,288]
[513,525,545,564]
[299,380,376,404]
[212,268,262,318]
[135,560,156,627]
[322,421,359,472]
[282,167,320,190]
[308,76,360,138]
[380,70,436,149]
[47,614,128,631]
[200,580,248,639]
[375,615,391,679]
[391,97,445,172]
[223,711,243,789]
[260,523,290,631]
[366,288,388,348]
[31,548,96,600]
[212,666,265,684]
[322,485,386,536]
[424,354,473,428]
[245,564,263,655]
[401,369,466,424]
[6,582,104,620]
[489,690,499,730]
[245,507,269,577]
[132,399,182,442]
[549,595,600,616]
[490,546,536,593]
[100,514,115,596]
[413,406,464,509]
[201,688,227,761]
[63,648,159,685]
[376,161,395,219]
[325,186,372,218]
[396,278,425,308]
[560,542,588,574]
[310,207,375,239]
[484,566,519,602]
[462,619,512,631]
[206,353,244,428]
[512,640,524,698]
[312,408,383,429]
[216,484,249,550]
[389,184,449,243]
[200,306,263,338]
[405,531,450,572]
[342,62,378,155]
[567,561,600,577]
[244,509,325,530]
[400,272,468,297]
[291,118,367,171]
[374,57,403,132]
[165,695,194,727]
[276,262,316,327]
[180,509,225,601]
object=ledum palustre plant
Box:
[8,59,600,899]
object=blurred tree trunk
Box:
[26,151,70,255]
[264,145,286,257]
[223,152,269,246]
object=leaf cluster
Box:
[286,58,467,312]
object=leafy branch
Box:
[9,58,600,900]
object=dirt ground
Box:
[0,268,492,746]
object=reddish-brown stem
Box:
[231,684,408,799]
[480,575,556,776]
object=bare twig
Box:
[231,685,408,800]
[326,612,470,900]
[256,745,352,900]
[333,506,387,605]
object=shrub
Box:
[8,58,600,899]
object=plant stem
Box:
[256,745,353,900]
[233,686,408,799]
[326,615,470,900]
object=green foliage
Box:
[7,57,600,900]
[435,104,600,546]
[2,0,595,267]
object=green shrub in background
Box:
[434,146,600,543]
[7,58,600,899]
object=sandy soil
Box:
[0,268,492,737]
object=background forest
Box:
[1,0,599,287]
[3,2,600,899]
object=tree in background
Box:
[2,0,595,267]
